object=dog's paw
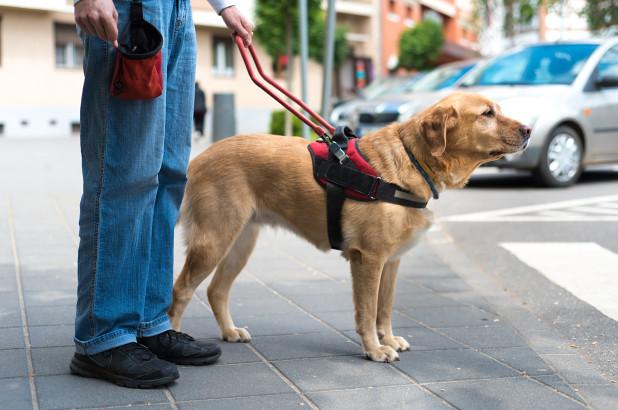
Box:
[381,335,411,352]
[222,327,252,343]
[365,345,400,363]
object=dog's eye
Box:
[482,108,495,117]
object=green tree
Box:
[254,1,350,133]
[398,20,444,71]
[581,0,618,32]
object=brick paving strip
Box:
[1,139,617,409]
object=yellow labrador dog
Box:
[169,93,530,362]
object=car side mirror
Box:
[595,72,618,89]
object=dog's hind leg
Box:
[169,222,245,330]
[208,222,259,343]
[376,259,410,352]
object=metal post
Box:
[299,0,310,139]
[321,0,336,118]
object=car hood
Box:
[458,85,574,125]
[354,90,450,114]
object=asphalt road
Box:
[432,166,618,382]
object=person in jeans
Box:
[71,0,253,388]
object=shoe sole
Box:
[160,350,222,366]
[70,357,179,389]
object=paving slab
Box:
[308,385,451,410]
[29,324,75,348]
[533,375,585,402]
[252,331,360,360]
[0,348,28,378]
[426,377,585,410]
[437,324,527,348]
[394,348,518,383]
[35,374,169,410]
[0,377,33,410]
[273,356,410,392]
[575,383,618,409]
[316,310,421,332]
[227,311,331,337]
[344,327,463,351]
[540,353,611,386]
[169,363,293,401]
[31,346,73,376]
[482,347,554,376]
[0,326,25,349]
[177,393,307,409]
[404,306,499,328]
[394,293,465,309]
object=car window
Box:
[410,64,475,92]
[597,45,618,79]
[463,44,598,86]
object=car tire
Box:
[534,125,583,188]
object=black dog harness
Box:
[307,127,439,250]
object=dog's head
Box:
[401,93,530,187]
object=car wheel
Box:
[534,126,583,187]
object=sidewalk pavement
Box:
[1,138,617,409]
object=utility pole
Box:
[321,0,336,119]
[299,0,310,139]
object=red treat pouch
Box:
[111,0,163,100]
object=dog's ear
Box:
[420,106,458,157]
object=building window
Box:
[388,0,396,13]
[55,23,84,68]
[212,36,234,76]
[423,10,443,27]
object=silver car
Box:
[329,74,424,127]
[350,60,478,135]
[456,39,618,187]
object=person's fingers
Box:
[240,18,254,45]
[236,25,251,47]
[101,14,118,45]
[76,15,95,36]
[88,14,108,42]
[241,16,254,33]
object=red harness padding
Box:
[308,139,377,201]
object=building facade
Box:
[0,0,379,138]
[379,0,480,75]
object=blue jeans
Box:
[75,0,196,355]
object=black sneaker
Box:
[70,342,179,389]
[138,330,222,366]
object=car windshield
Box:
[463,44,598,86]
[407,64,475,92]
[360,77,408,99]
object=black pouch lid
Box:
[117,0,163,59]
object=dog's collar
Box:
[405,148,440,200]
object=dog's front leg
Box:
[350,251,400,362]
[377,259,410,352]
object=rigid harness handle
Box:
[233,35,336,142]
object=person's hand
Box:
[74,0,119,48]
[220,6,254,47]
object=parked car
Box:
[458,39,618,187]
[349,59,478,135]
[329,73,425,126]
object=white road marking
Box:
[442,194,618,222]
[501,242,618,322]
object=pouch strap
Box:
[130,0,144,24]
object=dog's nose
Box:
[519,125,531,139]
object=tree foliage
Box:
[581,0,618,32]
[398,20,444,71]
[254,0,350,68]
